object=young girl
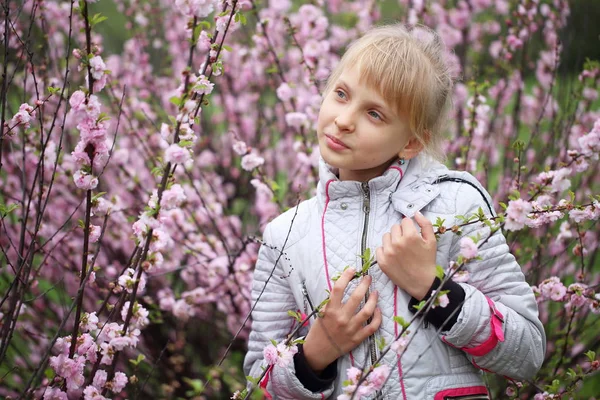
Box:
[244,24,545,400]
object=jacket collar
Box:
[316,154,449,217]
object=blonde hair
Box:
[324,24,454,162]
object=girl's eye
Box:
[368,110,381,120]
[335,89,346,99]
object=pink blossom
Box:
[83,385,108,400]
[69,90,86,110]
[10,103,35,129]
[263,343,278,365]
[73,170,99,190]
[285,112,308,129]
[276,83,294,102]
[232,140,248,155]
[459,237,479,259]
[241,153,265,171]
[175,0,215,19]
[369,364,390,391]
[49,354,86,390]
[89,224,101,243]
[504,199,533,231]
[81,312,99,332]
[433,292,450,308]
[194,74,214,95]
[275,342,298,367]
[89,55,107,80]
[92,369,108,389]
[43,388,68,400]
[111,371,128,393]
[161,184,187,210]
[164,143,192,165]
[391,335,410,355]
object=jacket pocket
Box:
[434,385,489,400]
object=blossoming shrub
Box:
[0,0,599,399]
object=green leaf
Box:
[91,192,107,202]
[393,316,409,329]
[48,86,61,95]
[0,202,20,218]
[129,354,146,366]
[269,338,277,346]
[222,44,232,52]
[78,219,86,229]
[585,350,596,362]
[89,13,108,27]
[169,96,183,107]
[435,265,445,280]
[412,300,426,312]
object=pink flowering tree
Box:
[1,0,599,399]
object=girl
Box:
[243,24,545,400]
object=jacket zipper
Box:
[301,280,314,314]
[361,182,382,399]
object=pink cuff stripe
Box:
[434,385,488,400]
[460,297,505,357]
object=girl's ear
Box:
[399,136,424,160]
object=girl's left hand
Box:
[376,211,437,300]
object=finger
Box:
[382,232,392,250]
[401,215,417,236]
[343,275,371,312]
[390,224,402,244]
[414,210,435,242]
[376,246,386,270]
[356,290,378,323]
[330,267,356,306]
[360,307,382,339]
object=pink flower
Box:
[285,112,308,129]
[89,224,101,243]
[263,344,278,365]
[89,55,107,80]
[459,237,478,259]
[193,74,214,95]
[504,199,533,231]
[161,184,187,210]
[73,170,99,190]
[346,366,362,382]
[83,385,107,400]
[111,371,128,393]
[275,342,298,367]
[433,292,450,308]
[92,369,108,389]
[164,143,192,165]
[10,103,35,129]
[43,388,68,400]
[369,364,390,391]
[232,140,248,155]
[276,83,294,102]
[241,153,265,171]
[175,0,215,18]
[69,90,86,110]
[391,335,410,355]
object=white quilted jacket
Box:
[244,155,546,400]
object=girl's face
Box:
[317,66,423,182]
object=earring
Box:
[399,157,405,165]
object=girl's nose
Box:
[334,111,355,132]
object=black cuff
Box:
[293,343,337,392]
[407,276,466,331]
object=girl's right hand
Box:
[302,268,381,373]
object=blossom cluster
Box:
[338,364,390,400]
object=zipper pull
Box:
[361,182,370,213]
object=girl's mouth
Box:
[324,134,350,151]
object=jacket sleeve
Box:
[439,181,546,381]
[243,223,336,399]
